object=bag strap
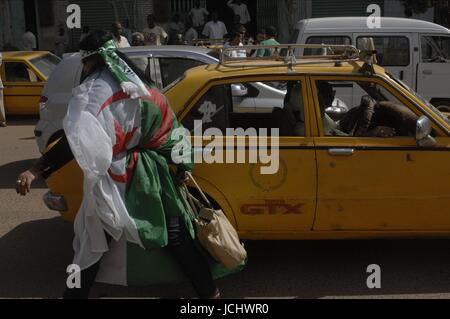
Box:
[179,184,198,219]
[186,172,214,209]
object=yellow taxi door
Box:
[180,76,317,235]
[310,75,450,231]
[2,61,43,114]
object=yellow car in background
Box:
[45,45,450,240]
[0,51,60,114]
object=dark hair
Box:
[228,31,240,41]
[79,30,113,52]
[317,81,334,97]
[265,26,277,37]
[79,30,154,85]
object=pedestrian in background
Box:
[22,27,37,51]
[111,22,131,48]
[122,19,134,44]
[0,53,6,127]
[185,18,199,46]
[224,31,247,58]
[202,12,228,43]
[143,14,168,46]
[131,32,145,47]
[189,0,209,35]
[54,27,68,58]
[256,26,280,57]
[169,14,186,45]
[227,0,251,27]
[80,26,91,43]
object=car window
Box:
[421,35,450,62]
[305,36,351,56]
[159,58,205,88]
[30,54,60,78]
[183,80,306,137]
[183,84,230,134]
[4,62,38,82]
[314,79,426,138]
[357,36,410,67]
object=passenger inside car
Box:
[272,81,305,136]
[316,81,348,136]
[317,80,420,138]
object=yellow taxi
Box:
[0,51,60,114]
[45,44,450,240]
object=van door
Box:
[417,34,450,110]
[355,34,413,87]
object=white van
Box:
[291,17,450,111]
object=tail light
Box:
[39,96,48,111]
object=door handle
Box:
[328,148,355,156]
[400,70,404,80]
[423,69,433,75]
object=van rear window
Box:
[357,36,410,67]
[305,36,352,56]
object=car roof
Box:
[297,17,450,34]
[170,61,386,96]
[184,61,384,79]
[120,45,216,55]
[1,51,53,61]
[63,45,219,64]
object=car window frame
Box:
[179,75,312,138]
[309,74,448,140]
[3,60,44,85]
[356,35,411,67]
[158,56,207,89]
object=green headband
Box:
[81,40,150,99]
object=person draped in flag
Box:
[15,30,223,299]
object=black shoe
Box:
[0,122,6,127]
[210,288,221,299]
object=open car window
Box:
[314,79,431,138]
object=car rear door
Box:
[180,75,318,234]
[2,60,43,114]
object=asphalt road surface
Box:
[1,117,450,299]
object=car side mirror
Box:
[416,116,438,148]
[231,84,248,97]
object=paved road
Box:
[1,118,450,299]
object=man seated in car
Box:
[318,81,419,138]
[316,81,348,136]
[272,81,306,136]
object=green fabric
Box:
[256,38,281,57]
[94,40,148,98]
[125,99,195,250]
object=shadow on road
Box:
[4,116,39,127]
[0,218,73,298]
[1,218,450,298]
[0,159,47,189]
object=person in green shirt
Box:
[256,26,280,57]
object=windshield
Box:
[30,54,61,78]
[388,73,450,125]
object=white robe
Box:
[63,69,145,270]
